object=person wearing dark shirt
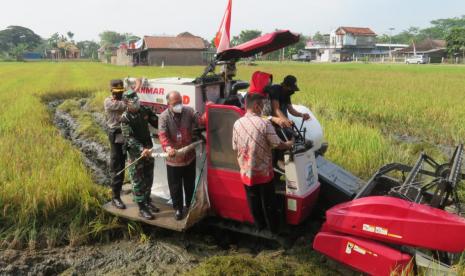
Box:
[269,75,311,170]
[269,75,311,124]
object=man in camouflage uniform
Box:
[121,90,159,220]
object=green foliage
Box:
[231,30,262,46]
[376,15,465,44]
[47,32,61,48]
[99,31,138,47]
[312,31,326,42]
[67,31,74,42]
[446,27,465,57]
[0,26,42,59]
[76,40,100,59]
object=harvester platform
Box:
[103,194,187,232]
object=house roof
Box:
[57,41,80,52]
[143,33,207,50]
[335,27,376,36]
[400,39,446,53]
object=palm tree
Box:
[67,31,74,42]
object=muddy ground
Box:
[0,229,270,276]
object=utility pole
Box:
[389,27,395,61]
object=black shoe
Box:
[145,202,160,213]
[111,197,126,209]
[138,205,154,220]
[175,209,183,221]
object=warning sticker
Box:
[375,226,388,235]
[345,242,370,256]
[353,245,366,255]
[287,199,297,212]
[362,224,403,239]
[345,242,354,254]
[362,224,375,233]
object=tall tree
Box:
[76,40,100,59]
[67,31,74,42]
[312,32,325,42]
[446,27,465,59]
[231,30,261,46]
[48,32,60,48]
[99,31,127,46]
[0,26,42,60]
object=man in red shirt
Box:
[232,93,293,232]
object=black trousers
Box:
[166,159,196,211]
[109,130,126,198]
[244,181,278,233]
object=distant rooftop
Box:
[335,27,376,36]
[143,33,207,50]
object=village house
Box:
[117,32,209,66]
[306,27,377,62]
[45,41,80,59]
[397,39,447,63]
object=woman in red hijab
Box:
[247,71,290,128]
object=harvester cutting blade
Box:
[414,251,456,276]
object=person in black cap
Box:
[269,75,311,123]
[269,75,311,170]
[104,79,127,209]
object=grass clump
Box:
[57,97,108,146]
[188,251,336,276]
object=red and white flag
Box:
[214,0,232,53]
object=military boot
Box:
[145,202,160,213]
[111,197,126,209]
[138,203,154,220]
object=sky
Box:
[1,0,465,42]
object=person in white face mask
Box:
[158,91,206,220]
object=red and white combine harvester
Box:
[104,31,465,275]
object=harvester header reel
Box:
[358,144,465,213]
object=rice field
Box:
[0,61,464,273]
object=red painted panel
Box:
[286,183,321,225]
[206,104,253,223]
[207,168,254,223]
[325,196,465,252]
[313,231,412,276]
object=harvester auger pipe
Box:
[116,141,203,176]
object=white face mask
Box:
[172,104,183,114]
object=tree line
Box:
[2,15,465,61]
[0,27,139,61]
